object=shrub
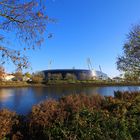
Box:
[65,73,77,81]
[13,71,23,81]
[114,91,139,101]
[31,74,44,83]
[48,73,63,81]
[27,94,104,139]
[0,109,19,139]
[28,100,58,139]
[1,91,140,140]
[27,92,140,140]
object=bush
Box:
[31,74,44,83]
[65,73,77,81]
[0,109,19,139]
[27,94,103,139]
[27,92,140,140]
[1,91,140,140]
[13,72,23,81]
[114,90,140,101]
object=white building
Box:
[92,70,108,80]
[2,74,15,81]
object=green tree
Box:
[65,73,77,81]
[0,0,53,69]
[49,73,63,81]
[117,25,140,81]
[25,72,31,78]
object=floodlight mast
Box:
[48,60,52,70]
[99,65,102,72]
[87,58,93,70]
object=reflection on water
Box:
[0,86,139,114]
[0,89,13,101]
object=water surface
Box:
[0,86,139,114]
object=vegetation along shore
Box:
[0,80,140,88]
[0,91,140,140]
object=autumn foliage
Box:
[1,91,140,140]
[0,0,53,69]
[0,109,19,139]
[0,66,5,81]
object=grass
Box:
[0,80,140,88]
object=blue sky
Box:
[5,0,140,77]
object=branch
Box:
[0,2,16,9]
[0,13,26,23]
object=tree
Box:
[48,73,63,81]
[0,0,53,70]
[0,65,5,81]
[79,72,91,80]
[117,25,140,80]
[24,72,31,78]
[14,71,23,81]
[65,73,77,81]
[31,73,44,83]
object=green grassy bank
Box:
[0,80,140,88]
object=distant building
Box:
[92,70,108,80]
[41,69,108,80]
[2,74,15,81]
[112,77,123,82]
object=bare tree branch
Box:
[0,0,54,70]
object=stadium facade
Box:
[41,69,108,80]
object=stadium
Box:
[41,69,108,80]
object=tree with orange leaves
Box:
[0,65,5,81]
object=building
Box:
[2,74,15,81]
[41,69,108,80]
[92,70,108,80]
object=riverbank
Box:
[0,80,140,88]
[0,91,140,140]
[46,80,140,87]
[0,81,46,88]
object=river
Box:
[0,86,139,114]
